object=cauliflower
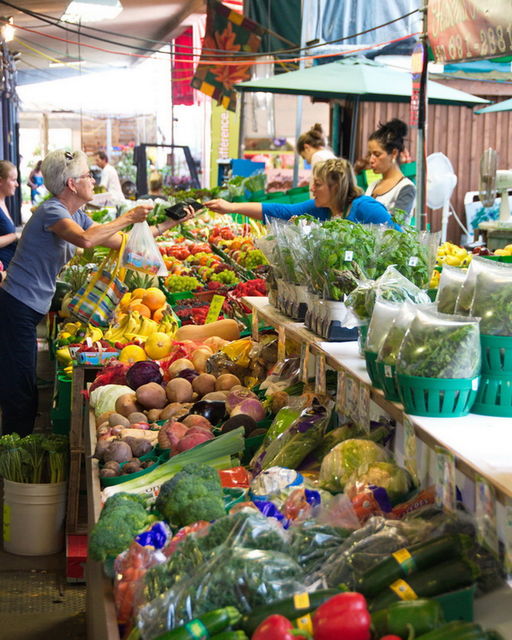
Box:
[344,461,413,505]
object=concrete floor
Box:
[0,323,87,640]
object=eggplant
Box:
[190,400,227,425]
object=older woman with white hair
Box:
[0,149,192,437]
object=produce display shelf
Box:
[242,297,512,502]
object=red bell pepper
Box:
[312,593,371,640]
[252,615,306,640]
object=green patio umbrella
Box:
[475,98,512,114]
[235,57,489,107]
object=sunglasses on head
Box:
[64,151,74,161]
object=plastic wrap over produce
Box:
[136,510,306,639]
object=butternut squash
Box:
[174,319,240,343]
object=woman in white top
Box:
[366,118,416,224]
[297,123,336,167]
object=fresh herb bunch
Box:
[0,433,68,483]
[397,321,480,378]
[471,277,512,336]
[376,227,430,287]
[437,266,467,314]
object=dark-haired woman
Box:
[297,123,336,167]
[366,118,416,223]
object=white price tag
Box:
[251,310,259,341]
[300,343,310,384]
[315,354,326,395]
[384,365,393,378]
[475,477,499,557]
[408,256,419,267]
[434,447,456,512]
[344,250,354,261]
[472,377,479,391]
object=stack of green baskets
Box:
[396,374,479,418]
[472,334,512,416]
[364,350,383,390]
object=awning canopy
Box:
[235,57,489,107]
[475,98,512,114]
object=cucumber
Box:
[358,534,472,597]
[239,589,339,635]
[415,622,483,640]
[368,557,479,611]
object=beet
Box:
[126,360,163,390]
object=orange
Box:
[131,287,146,299]
[128,301,152,318]
[142,287,166,311]
[144,332,173,359]
[119,344,147,364]
[152,306,167,323]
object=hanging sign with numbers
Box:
[428,0,512,63]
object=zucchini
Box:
[415,622,483,640]
[358,534,471,597]
[369,558,479,611]
[210,633,248,640]
[239,589,339,635]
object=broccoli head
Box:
[89,500,150,562]
[155,463,225,528]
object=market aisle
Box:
[0,320,86,640]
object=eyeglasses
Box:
[73,172,94,181]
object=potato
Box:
[192,373,217,397]
[166,378,194,403]
[115,393,142,418]
[96,410,115,427]
[108,413,130,428]
[160,402,190,421]
[191,349,212,373]
[136,382,168,409]
[215,374,241,391]
[128,411,148,425]
[167,358,194,379]
[146,408,163,422]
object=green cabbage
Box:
[89,384,133,419]
[344,461,413,505]
[318,438,389,492]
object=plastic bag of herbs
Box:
[309,219,379,301]
[375,227,441,288]
[346,265,430,323]
[269,218,300,285]
[396,309,481,379]
[470,260,512,335]
[365,299,404,354]
[249,399,334,475]
[436,264,468,314]
[377,301,436,367]
[281,217,318,290]
[454,255,491,316]
[136,511,305,639]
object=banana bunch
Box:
[104,311,160,343]
[436,242,472,267]
[158,309,179,338]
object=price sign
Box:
[475,477,499,557]
[434,447,456,512]
[277,325,286,361]
[336,370,346,414]
[428,0,512,63]
[402,417,418,486]
[205,295,225,324]
[315,354,326,395]
[408,256,419,267]
[344,250,354,262]
[300,343,310,384]
[358,384,371,433]
[344,376,359,423]
[251,310,259,341]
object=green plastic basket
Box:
[472,374,512,417]
[397,374,479,417]
[433,584,476,623]
[376,361,401,402]
[100,449,167,487]
[358,324,368,354]
[223,487,247,511]
[480,334,512,375]
[364,350,383,389]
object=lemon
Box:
[144,332,172,359]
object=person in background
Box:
[0,160,21,273]
[296,123,336,167]
[366,118,416,223]
[0,149,195,437]
[148,175,164,197]
[27,160,44,204]
[95,150,123,199]
[206,157,400,230]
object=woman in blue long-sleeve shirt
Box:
[206,158,401,231]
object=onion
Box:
[230,398,266,422]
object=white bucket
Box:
[3,480,67,555]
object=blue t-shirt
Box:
[3,197,94,314]
[261,196,402,231]
[0,207,17,268]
